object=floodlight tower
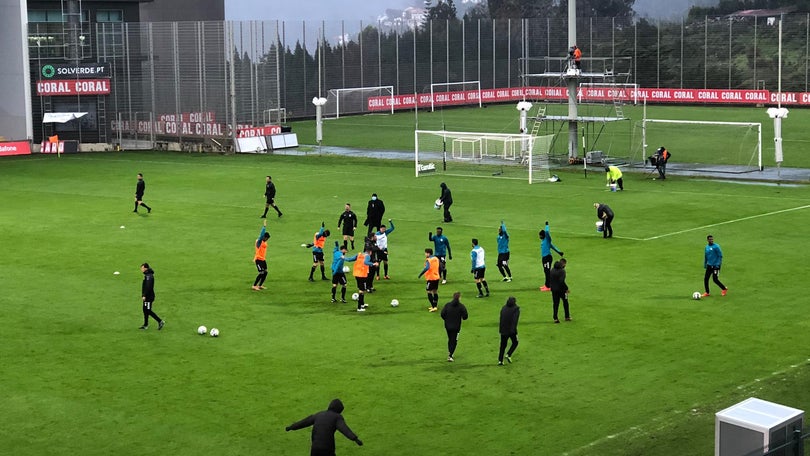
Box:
[567,0,579,158]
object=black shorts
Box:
[342,226,355,237]
[426,279,440,291]
[142,300,154,310]
[473,268,486,280]
[376,249,389,262]
[355,277,368,291]
[498,252,510,266]
[312,251,325,263]
[332,273,347,286]
[255,259,267,272]
[265,197,275,205]
[135,194,144,201]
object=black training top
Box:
[288,399,359,451]
[265,181,276,198]
[441,299,469,331]
[142,268,155,300]
[499,301,520,335]
[549,264,568,293]
[136,179,145,196]
[597,204,614,219]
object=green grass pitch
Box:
[3,113,810,455]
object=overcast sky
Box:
[225,0,716,22]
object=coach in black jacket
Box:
[440,292,469,362]
[286,399,363,456]
[498,296,520,365]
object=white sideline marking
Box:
[644,204,810,241]
[563,360,810,456]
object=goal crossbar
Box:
[328,85,394,118]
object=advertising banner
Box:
[36,79,111,96]
[39,63,111,80]
[0,141,32,156]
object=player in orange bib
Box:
[345,248,376,312]
[418,248,442,312]
[252,219,270,290]
[308,222,331,281]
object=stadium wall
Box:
[0,0,33,142]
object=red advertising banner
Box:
[111,115,280,139]
[237,125,282,138]
[368,87,810,111]
[0,141,31,156]
[36,79,111,96]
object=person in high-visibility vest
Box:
[573,45,582,69]
[604,165,624,191]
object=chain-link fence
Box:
[30,13,810,145]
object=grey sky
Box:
[225,1,718,22]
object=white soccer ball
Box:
[343,266,350,273]
[210,328,220,337]
[434,198,443,210]
[692,291,702,300]
[390,299,399,307]
[197,325,207,335]
[351,292,360,301]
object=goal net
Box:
[324,86,394,118]
[429,81,482,111]
[629,119,762,172]
[415,130,555,184]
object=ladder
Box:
[97,96,107,143]
[529,105,546,137]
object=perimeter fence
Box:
[28,14,810,145]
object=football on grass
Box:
[390,299,399,307]
[692,292,702,300]
[210,328,220,337]
[197,325,207,335]
[352,292,360,301]
[343,266,350,273]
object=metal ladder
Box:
[97,96,107,144]
[529,105,546,137]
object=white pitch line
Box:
[644,204,810,241]
[563,359,810,456]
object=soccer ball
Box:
[343,266,350,273]
[351,292,360,301]
[197,325,207,335]
[434,198,443,210]
[210,328,220,337]
[390,299,399,307]
[692,292,702,300]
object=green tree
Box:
[424,0,459,22]
[488,0,554,18]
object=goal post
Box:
[632,118,762,172]
[324,85,394,118]
[429,81,482,112]
[414,129,555,183]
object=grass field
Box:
[3,147,810,455]
[291,103,810,170]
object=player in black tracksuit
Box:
[440,292,468,362]
[286,398,363,456]
[439,182,453,222]
[140,263,164,330]
[133,173,152,213]
[595,202,614,239]
[261,175,283,218]
[337,203,358,250]
[365,193,385,235]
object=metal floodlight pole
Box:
[567,0,579,159]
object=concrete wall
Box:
[0,0,33,141]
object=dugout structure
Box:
[414,130,554,184]
[323,86,394,118]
